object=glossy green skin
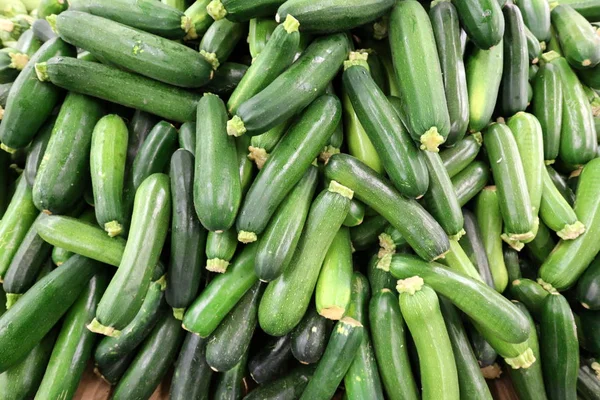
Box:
[249,334,293,384]
[343,65,428,198]
[350,215,387,251]
[35,215,126,267]
[0,81,12,107]
[526,220,556,265]
[259,188,351,336]
[228,22,298,114]
[440,135,482,178]
[300,318,364,400]
[391,254,530,343]
[33,93,104,214]
[24,118,53,188]
[0,329,56,399]
[451,161,490,206]
[514,0,550,41]
[529,64,539,81]
[532,63,563,162]
[255,166,317,282]
[468,326,498,367]
[236,95,341,237]
[369,290,419,400]
[69,0,188,39]
[541,293,579,400]
[194,94,241,231]
[245,365,313,400]
[466,42,504,133]
[205,228,237,264]
[547,165,575,205]
[509,279,548,321]
[540,158,600,289]
[2,213,52,295]
[236,134,255,195]
[389,0,450,146]
[48,208,94,267]
[126,110,159,165]
[579,62,600,90]
[0,255,100,373]
[343,199,364,227]
[0,49,22,84]
[452,0,504,49]
[199,18,245,67]
[56,11,212,87]
[206,281,263,372]
[184,0,211,40]
[168,149,206,311]
[577,358,600,400]
[96,173,171,331]
[291,306,331,364]
[423,151,464,238]
[399,285,459,400]
[112,313,185,400]
[540,165,580,233]
[36,272,108,400]
[233,33,349,136]
[276,0,393,33]
[484,123,534,236]
[577,257,600,310]
[183,244,258,337]
[0,38,74,149]
[216,0,284,21]
[214,352,248,399]
[508,302,548,400]
[248,17,277,59]
[95,353,134,385]
[43,56,200,122]
[430,1,469,145]
[524,26,542,63]
[178,121,195,155]
[439,297,493,400]
[553,5,600,69]
[460,209,495,288]
[170,333,213,400]
[37,0,67,18]
[204,62,248,97]
[0,177,38,279]
[91,115,128,234]
[504,247,522,284]
[501,4,530,116]
[250,120,290,155]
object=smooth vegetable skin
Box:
[501,4,529,116]
[291,306,331,365]
[183,0,212,40]
[248,17,278,59]
[170,334,213,400]
[460,208,496,288]
[532,62,563,162]
[249,334,294,384]
[452,160,491,206]
[206,0,285,22]
[245,365,314,400]
[552,4,600,69]
[577,257,600,310]
[199,19,245,70]
[452,0,504,49]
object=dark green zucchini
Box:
[248,17,278,59]
[205,228,238,274]
[452,0,504,49]
[236,134,255,195]
[579,309,600,355]
[291,305,332,365]
[524,26,542,64]
[203,62,248,97]
[23,117,53,187]
[440,133,482,178]
[577,357,600,400]
[504,247,522,284]
[532,62,563,162]
[249,334,294,384]
[0,81,12,107]
[206,0,285,22]
[213,351,249,399]
[244,365,314,400]
[170,333,213,400]
[501,4,529,116]
[577,257,600,310]
[547,165,575,205]
[525,220,556,265]
[350,214,388,251]
[552,4,600,69]
[509,278,548,321]
[514,0,550,41]
[460,209,495,288]
[126,110,159,166]
[468,325,498,368]
[178,121,195,155]
[452,160,491,206]
[199,18,246,70]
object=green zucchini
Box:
[236,134,255,195]
[0,37,74,150]
[205,282,263,372]
[579,63,600,91]
[524,26,542,64]
[35,271,108,400]
[227,33,349,137]
[525,220,556,264]
[178,121,195,155]
[0,48,27,85]
[203,62,248,97]
[112,312,185,400]
[452,160,491,206]
[291,306,331,365]
[514,0,550,41]
[23,117,53,187]
[248,17,278,59]
[183,0,212,40]
[577,257,600,309]
[465,40,504,133]
[452,0,504,49]
[440,134,482,179]
[170,333,213,400]
[168,149,207,317]
[390,253,530,344]
[214,351,249,399]
[90,114,128,237]
[343,62,429,198]
[547,165,576,205]
[539,158,600,290]
[227,16,298,114]
[68,0,191,39]
[245,365,314,400]
[396,277,460,400]
[199,19,245,70]
[258,181,352,336]
[468,325,498,368]
[36,57,201,123]
[430,1,469,145]
[32,18,56,41]
[473,320,535,369]
[438,239,483,282]
[540,292,579,400]
[0,81,12,107]
[235,94,341,243]
[126,110,159,166]
[47,208,95,267]
[194,94,241,232]
[91,174,171,336]
[37,0,67,18]
[205,228,238,274]
[552,4,600,69]
[248,121,290,169]
[343,199,364,227]
[578,357,600,400]
[579,309,600,355]
[182,243,258,337]
[299,316,364,400]
[504,247,522,284]
[207,0,285,22]
[249,334,294,384]
[94,353,134,386]
[529,64,539,80]
[509,278,548,320]
[460,208,496,288]
[500,4,529,116]
[388,0,450,151]
[350,214,388,251]
[532,62,563,162]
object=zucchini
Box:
[509,278,548,320]
[112,312,185,400]
[182,243,258,338]
[529,64,539,80]
[37,0,67,18]
[32,18,56,41]
[325,153,450,261]
[0,37,74,150]
[577,257,600,309]
[55,11,212,88]
[396,277,460,400]
[514,0,551,41]
[23,117,53,187]
[248,17,278,59]
[540,292,579,400]
[235,94,341,243]
[579,309,600,355]
[315,227,353,320]
[468,325,498,368]
[0,81,12,107]
[0,254,100,373]
[248,121,290,169]
[532,62,563,162]
[167,149,207,317]
[35,271,108,400]
[299,317,364,400]
[236,134,255,195]
[291,306,331,365]
[440,133,482,178]
[500,4,529,116]
[0,48,27,85]
[579,63,600,90]
[258,181,352,336]
[194,94,241,232]
[203,62,248,97]
[452,160,491,206]
[199,18,245,70]
[524,26,542,64]
[578,357,600,400]
[184,0,212,40]
[504,247,522,284]
[350,214,388,251]
[525,219,556,264]
[68,0,191,39]
[90,114,128,237]
[249,334,294,384]
[228,17,298,115]
[343,61,429,198]
[547,165,576,205]
[460,209,496,288]
[178,122,195,155]
[94,353,134,386]
[465,40,504,133]
[227,33,349,137]
[91,174,171,336]
[343,199,364,227]
[170,333,213,400]
[552,4,600,69]
[473,320,535,369]
[205,228,238,274]
[205,282,263,372]
[126,110,159,166]
[452,0,504,49]
[48,208,94,267]
[388,0,450,151]
[245,365,314,400]
[36,57,201,123]
[438,239,483,282]
[213,352,248,399]
[390,253,530,344]
[207,0,285,22]
[430,1,469,145]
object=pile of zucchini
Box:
[1,0,600,398]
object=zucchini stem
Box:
[206,0,227,20]
[172,308,185,320]
[199,50,219,70]
[8,52,28,70]
[420,127,445,152]
[328,180,354,199]
[87,318,122,338]
[206,258,229,273]
[537,278,559,294]
[237,230,257,243]
[504,347,536,369]
[34,62,49,82]
[104,220,123,238]
[180,16,191,34]
[396,276,424,295]
[557,220,585,240]
[227,116,246,137]
[282,14,299,33]
[5,293,21,309]
[319,305,345,320]
[247,146,268,169]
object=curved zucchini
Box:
[206,0,285,22]
[460,209,496,288]
[438,239,483,281]
[540,166,585,239]
[248,121,290,169]
[509,278,548,320]
[547,165,575,205]
[452,160,491,206]
[170,333,213,400]
[291,306,331,365]
[452,0,504,49]
[504,247,523,284]
[205,228,238,274]
[552,4,600,69]
[199,19,245,70]
[23,117,53,187]
[440,134,482,178]
[501,4,529,116]
[577,257,600,310]
[249,334,294,384]
[532,62,563,162]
